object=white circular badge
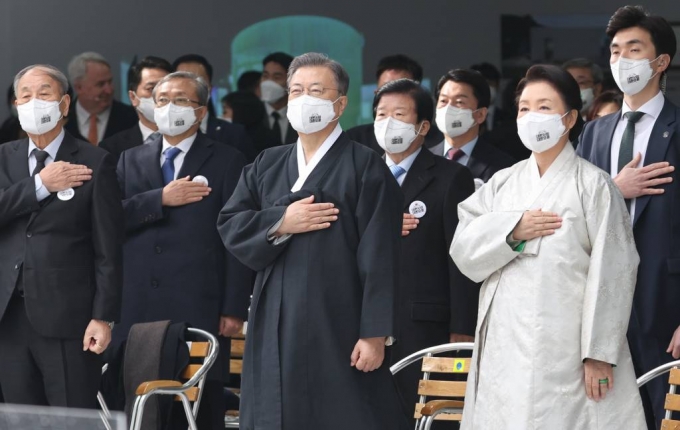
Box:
[192,175,209,186]
[57,188,75,201]
[409,200,427,218]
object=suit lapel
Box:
[634,99,677,225]
[140,138,164,190]
[599,112,619,174]
[401,148,435,209]
[176,135,214,179]
[8,139,30,183]
[467,141,489,180]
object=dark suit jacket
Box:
[0,131,124,339]
[346,123,444,155]
[577,97,680,342]
[115,133,252,346]
[204,116,256,162]
[99,124,144,164]
[261,109,298,146]
[64,100,138,143]
[428,135,516,182]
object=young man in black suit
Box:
[576,6,679,428]
[0,64,124,407]
[429,69,515,186]
[373,78,478,420]
[259,52,298,146]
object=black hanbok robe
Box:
[217,132,410,430]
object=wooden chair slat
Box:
[661,418,680,430]
[414,403,461,421]
[230,359,243,374]
[422,357,470,374]
[665,393,680,412]
[669,368,680,386]
[188,342,210,358]
[231,340,245,358]
[174,386,199,402]
[180,364,202,379]
[417,380,467,397]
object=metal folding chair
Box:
[637,359,680,429]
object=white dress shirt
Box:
[29,129,65,201]
[444,136,479,167]
[385,147,421,186]
[610,90,665,218]
[160,134,196,180]
[138,121,156,142]
[76,100,111,144]
[265,103,289,143]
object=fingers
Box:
[625,153,643,169]
[591,377,600,401]
[350,344,360,367]
[640,161,672,174]
[641,188,666,195]
[599,380,609,399]
[643,177,673,188]
[306,203,337,213]
[298,195,315,204]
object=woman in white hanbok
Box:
[451,65,646,430]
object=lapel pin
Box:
[57,188,75,201]
[409,200,427,218]
[663,131,670,138]
[192,175,209,186]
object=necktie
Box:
[446,147,465,162]
[88,114,99,145]
[617,111,645,173]
[32,150,49,176]
[271,111,282,145]
[389,164,406,181]
[162,147,182,185]
[144,132,161,145]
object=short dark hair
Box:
[373,78,434,124]
[587,90,623,121]
[606,6,677,64]
[127,56,173,92]
[470,62,501,84]
[223,90,266,129]
[436,69,492,109]
[172,54,213,83]
[561,58,604,84]
[376,55,423,83]
[515,64,584,142]
[237,70,262,92]
[262,52,294,72]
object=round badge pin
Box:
[192,175,209,186]
[409,200,427,218]
[57,188,75,201]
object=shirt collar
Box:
[444,136,479,157]
[385,146,422,173]
[162,133,197,155]
[200,115,208,134]
[265,103,287,117]
[621,90,664,120]
[138,121,156,141]
[28,128,65,160]
[76,99,112,126]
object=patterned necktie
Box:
[271,111,282,145]
[144,132,161,145]
[446,148,465,162]
[617,111,645,173]
[162,147,182,185]
[88,114,98,145]
[32,149,49,176]
[389,164,406,181]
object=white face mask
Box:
[260,80,286,103]
[611,56,659,96]
[286,95,339,134]
[374,117,422,154]
[516,112,568,153]
[435,105,477,138]
[580,88,595,110]
[134,94,156,123]
[154,103,198,136]
[17,97,64,135]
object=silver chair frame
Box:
[128,328,219,430]
[390,342,474,430]
[636,359,680,422]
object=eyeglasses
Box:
[287,85,340,97]
[156,97,201,107]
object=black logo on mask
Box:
[628,75,640,84]
[391,136,403,145]
[309,114,321,123]
[451,120,462,128]
[40,115,51,124]
[536,131,550,142]
[174,119,185,126]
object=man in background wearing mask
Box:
[100,56,172,163]
[260,52,297,145]
[470,62,508,132]
[429,69,515,187]
[64,52,138,145]
[115,71,251,428]
[562,58,604,118]
[0,64,123,408]
[218,52,409,430]
[576,6,679,428]
[373,78,476,422]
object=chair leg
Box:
[98,411,113,430]
[178,392,198,430]
[418,416,427,430]
[423,415,435,430]
[131,394,150,430]
[97,391,112,419]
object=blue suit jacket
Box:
[577,97,680,342]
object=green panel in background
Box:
[231,16,365,129]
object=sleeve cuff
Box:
[267,214,293,245]
[34,174,50,202]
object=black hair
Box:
[375,54,423,83]
[222,91,266,130]
[606,6,677,65]
[127,56,173,92]
[470,62,502,85]
[262,52,294,72]
[372,78,434,123]
[587,90,624,121]
[172,54,213,83]
[516,64,584,142]
[237,70,262,92]
[436,69,492,109]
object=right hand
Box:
[402,213,419,237]
[39,161,92,192]
[275,195,339,236]
[614,153,674,199]
[511,209,562,241]
[162,176,211,207]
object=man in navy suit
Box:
[576,6,678,428]
[173,54,256,161]
[116,71,252,428]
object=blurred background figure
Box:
[222,90,279,155]
[586,90,623,121]
[237,70,262,98]
[0,84,25,144]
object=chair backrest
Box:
[414,356,470,422]
[176,328,219,403]
[230,331,245,377]
[661,367,680,429]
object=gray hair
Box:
[151,71,210,106]
[287,52,350,95]
[562,58,604,84]
[67,52,110,83]
[13,64,69,97]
